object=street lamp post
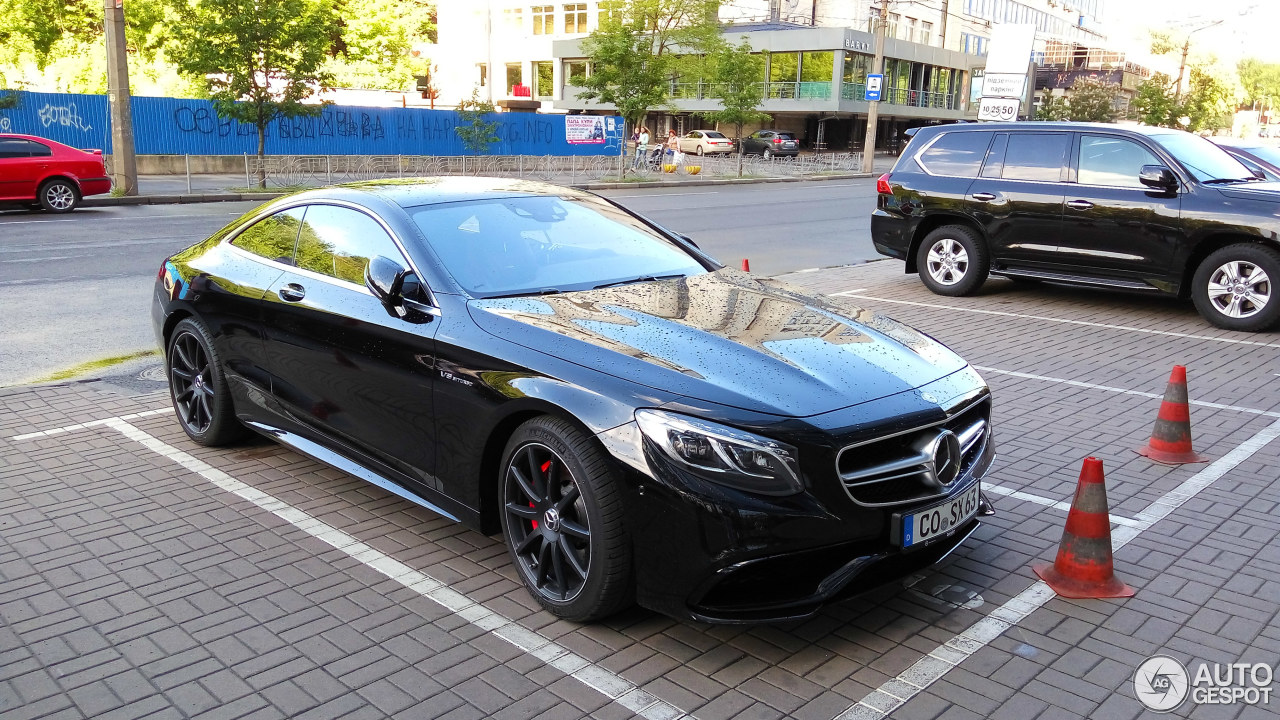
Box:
[1174,19,1222,103]
[860,0,890,174]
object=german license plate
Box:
[901,483,980,548]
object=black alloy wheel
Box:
[500,417,631,621]
[167,318,245,445]
[38,179,78,213]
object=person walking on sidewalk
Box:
[633,126,650,169]
[665,129,680,165]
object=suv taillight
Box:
[773,138,782,143]
[876,173,893,195]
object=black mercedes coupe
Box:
[152,177,995,623]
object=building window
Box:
[478,64,488,87]
[920,21,933,46]
[564,60,589,85]
[534,61,554,98]
[506,63,524,95]
[503,7,522,29]
[800,51,833,82]
[843,52,869,84]
[904,17,917,43]
[887,13,900,40]
[563,3,587,33]
[532,5,553,35]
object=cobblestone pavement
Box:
[2,260,1279,720]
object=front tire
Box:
[916,225,990,296]
[166,318,246,446]
[39,179,79,213]
[762,147,773,159]
[1192,244,1280,331]
[499,416,632,622]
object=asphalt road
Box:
[0,178,880,386]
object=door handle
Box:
[971,192,997,202]
[278,283,306,302]
[1066,199,1095,210]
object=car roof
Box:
[914,122,1185,138]
[281,176,596,211]
[0,133,59,144]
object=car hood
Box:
[467,269,968,417]
[1214,182,1280,201]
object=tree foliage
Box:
[1133,72,1179,127]
[169,0,340,187]
[576,0,722,129]
[699,39,768,177]
[1066,76,1120,123]
[1034,95,1070,121]
[454,87,501,155]
[324,0,436,91]
[1132,69,1233,132]
[1236,58,1280,108]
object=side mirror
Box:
[365,255,435,323]
[1139,164,1178,191]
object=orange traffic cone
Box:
[741,258,751,272]
[1136,365,1208,465]
[1033,457,1134,599]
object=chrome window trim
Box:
[221,197,441,311]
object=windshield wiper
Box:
[1202,177,1261,184]
[593,273,687,289]
[483,288,564,299]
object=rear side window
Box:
[27,141,52,157]
[1002,133,1069,182]
[0,138,31,158]
[918,131,993,177]
[232,207,307,264]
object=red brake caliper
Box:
[531,459,552,529]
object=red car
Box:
[0,133,112,212]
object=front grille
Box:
[835,397,990,507]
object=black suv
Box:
[871,122,1280,331]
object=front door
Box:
[262,203,440,486]
[1056,133,1182,279]
[0,138,47,200]
[962,131,1070,267]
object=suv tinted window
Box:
[231,208,307,264]
[776,132,796,140]
[296,205,404,285]
[918,131,992,177]
[1002,133,1068,182]
[1077,135,1159,188]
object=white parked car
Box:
[678,130,734,156]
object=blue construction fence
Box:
[0,91,624,156]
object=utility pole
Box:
[104,0,138,195]
[860,0,889,173]
[1173,19,1221,102]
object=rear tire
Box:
[166,318,246,446]
[38,179,79,213]
[916,225,990,297]
[1191,243,1280,331]
[499,416,633,622]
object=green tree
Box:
[1182,66,1234,132]
[325,0,436,91]
[1066,76,1120,123]
[1035,94,1070,121]
[169,0,340,187]
[454,87,501,155]
[699,39,768,177]
[1132,72,1178,127]
[0,0,170,68]
[576,0,722,153]
[1236,58,1280,108]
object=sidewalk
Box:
[84,154,899,207]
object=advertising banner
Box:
[565,116,607,144]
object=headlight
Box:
[634,409,802,496]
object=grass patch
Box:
[32,350,159,383]
[110,186,129,197]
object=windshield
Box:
[411,195,708,297]
[1239,145,1280,167]
[1152,132,1255,182]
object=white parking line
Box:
[974,366,1280,418]
[99,418,694,720]
[835,416,1280,720]
[830,292,1280,348]
[981,484,1144,527]
[9,408,169,441]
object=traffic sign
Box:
[865,74,883,102]
[977,96,1020,122]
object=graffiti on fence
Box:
[0,117,9,132]
[38,102,93,132]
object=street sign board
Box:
[865,74,883,102]
[982,73,1027,99]
[977,96,1020,122]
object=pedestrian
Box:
[665,129,680,166]
[634,125,650,168]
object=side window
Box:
[0,139,30,158]
[27,141,53,157]
[979,134,1009,178]
[295,205,405,286]
[918,131,993,177]
[1077,135,1161,188]
[1001,133,1069,182]
[231,207,306,264]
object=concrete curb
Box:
[80,172,876,207]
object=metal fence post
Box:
[326,156,332,185]
[185,154,191,194]
[244,153,250,188]
[519,155,524,178]
[398,154,403,179]
[571,155,576,182]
